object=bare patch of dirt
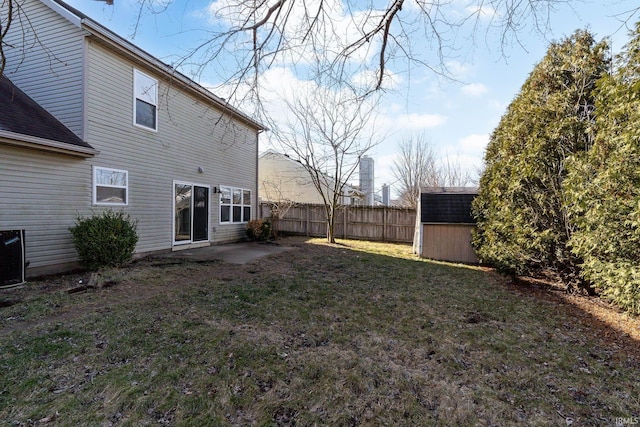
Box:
[502,273,640,360]
[0,238,308,337]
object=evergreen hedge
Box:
[474,24,640,313]
[565,22,640,314]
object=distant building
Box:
[259,150,365,205]
[382,184,391,206]
[359,156,375,205]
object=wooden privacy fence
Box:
[259,203,416,243]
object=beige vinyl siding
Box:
[260,152,318,204]
[260,152,341,204]
[85,41,258,251]
[0,145,93,271]
[2,0,85,137]
[420,224,479,264]
[0,0,259,274]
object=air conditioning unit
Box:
[0,230,26,288]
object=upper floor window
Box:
[94,166,128,205]
[134,69,158,131]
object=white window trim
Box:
[93,166,129,206]
[219,186,252,224]
[173,181,212,245]
[133,68,158,132]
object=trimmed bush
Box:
[69,210,139,270]
[246,219,272,241]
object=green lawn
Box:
[1,237,638,426]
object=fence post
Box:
[262,202,415,243]
[343,206,347,239]
[383,206,387,242]
[306,204,310,237]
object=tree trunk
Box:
[271,215,279,238]
[326,208,336,243]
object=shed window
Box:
[134,69,158,130]
[94,166,128,205]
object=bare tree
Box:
[134,0,640,105]
[436,155,474,188]
[274,83,382,243]
[260,177,299,237]
[3,1,640,96]
[0,0,14,76]
[392,134,473,208]
[391,135,438,208]
[1,0,118,76]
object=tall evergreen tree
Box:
[565,22,640,313]
[473,30,609,289]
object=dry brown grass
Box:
[0,236,638,426]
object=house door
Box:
[174,182,209,244]
[193,186,209,241]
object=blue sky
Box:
[66,0,639,196]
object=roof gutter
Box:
[80,20,266,132]
[42,0,266,131]
[40,0,82,27]
[0,130,99,158]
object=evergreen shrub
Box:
[69,210,139,270]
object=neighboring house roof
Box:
[259,150,364,199]
[44,0,265,132]
[0,75,98,157]
[420,187,479,224]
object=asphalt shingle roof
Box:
[0,75,93,149]
[420,187,478,224]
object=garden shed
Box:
[413,187,479,264]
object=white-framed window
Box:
[220,186,251,224]
[93,166,128,206]
[133,69,158,131]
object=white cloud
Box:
[488,99,507,111]
[396,113,447,130]
[204,0,387,69]
[372,152,397,187]
[461,83,488,96]
[435,133,489,181]
[444,60,472,79]
[458,133,489,155]
[464,4,498,19]
[351,69,403,90]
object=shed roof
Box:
[420,187,478,224]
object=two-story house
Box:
[258,150,364,206]
[0,0,265,278]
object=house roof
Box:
[420,187,478,224]
[44,0,266,132]
[0,75,98,156]
[259,150,363,196]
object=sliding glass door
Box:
[174,182,209,244]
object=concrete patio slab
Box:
[158,242,293,265]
